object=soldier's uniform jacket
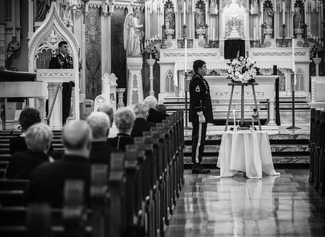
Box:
[189,72,213,123]
[49,53,73,69]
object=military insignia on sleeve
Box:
[195,85,200,92]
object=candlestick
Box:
[183,2,186,23]
[282,1,285,24]
[212,26,215,41]
[292,37,295,73]
[206,1,208,25]
[233,110,236,130]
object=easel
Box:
[225,82,262,131]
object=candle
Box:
[184,39,187,73]
[206,1,208,25]
[282,1,285,24]
[183,2,186,23]
[253,27,256,40]
[304,3,307,26]
[212,26,215,41]
[233,110,236,130]
[292,38,295,73]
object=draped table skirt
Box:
[217,131,280,179]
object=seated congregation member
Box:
[107,107,135,151]
[156,103,169,115]
[24,120,92,208]
[87,112,121,166]
[97,104,114,128]
[10,107,41,154]
[144,96,168,123]
[97,103,117,137]
[6,123,54,179]
[9,107,55,156]
[131,103,155,138]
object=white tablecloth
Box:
[217,131,280,179]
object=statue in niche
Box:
[35,0,52,22]
[293,5,303,29]
[124,10,144,57]
[263,2,274,29]
[195,4,205,29]
[165,2,175,30]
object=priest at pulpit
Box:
[49,41,74,124]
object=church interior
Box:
[0,0,325,236]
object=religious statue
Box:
[195,6,205,29]
[293,6,302,29]
[263,3,274,29]
[165,5,175,30]
[35,0,52,22]
[124,10,144,57]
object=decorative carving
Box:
[164,0,175,30]
[224,0,245,39]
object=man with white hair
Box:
[25,120,92,208]
[143,95,168,123]
[87,111,121,167]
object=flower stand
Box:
[224,82,262,131]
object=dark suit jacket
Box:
[24,155,91,208]
[131,118,156,138]
[5,151,50,179]
[9,136,54,155]
[107,133,134,151]
[147,108,169,123]
[89,141,122,168]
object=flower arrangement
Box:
[142,42,160,60]
[227,56,258,84]
[310,43,324,58]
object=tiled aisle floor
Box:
[165,169,325,237]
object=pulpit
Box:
[37,69,75,129]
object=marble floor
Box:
[165,169,325,237]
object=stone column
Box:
[126,57,143,105]
[146,57,156,96]
[266,98,276,125]
[313,57,322,76]
[101,11,111,77]
[27,0,34,39]
[116,88,126,108]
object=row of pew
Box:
[309,108,325,196]
[0,110,185,237]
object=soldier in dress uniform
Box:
[189,60,213,174]
[49,41,74,125]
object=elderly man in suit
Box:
[25,120,92,208]
[131,103,155,138]
[87,111,121,167]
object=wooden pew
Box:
[0,190,24,206]
[309,108,316,185]
[318,110,325,196]
[314,109,322,191]
[0,179,29,191]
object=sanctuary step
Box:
[0,125,310,168]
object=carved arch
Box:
[28,2,80,120]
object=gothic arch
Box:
[28,2,80,120]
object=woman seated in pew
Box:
[9,107,56,156]
[107,107,135,151]
[6,123,54,179]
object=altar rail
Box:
[0,111,184,237]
